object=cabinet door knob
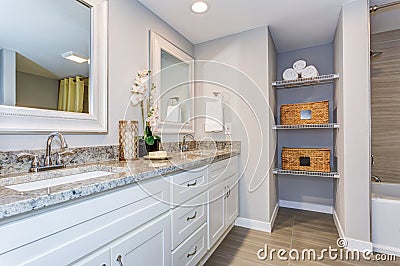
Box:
[116,255,124,266]
[187,245,197,258]
[187,180,197,187]
[186,211,197,221]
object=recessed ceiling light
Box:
[191,1,208,14]
[61,51,89,64]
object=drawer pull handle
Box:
[187,211,197,221]
[187,246,198,258]
[227,186,231,198]
[187,180,197,187]
[117,255,124,266]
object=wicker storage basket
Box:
[280,100,329,125]
[282,147,331,172]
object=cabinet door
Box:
[207,180,226,249]
[71,248,110,266]
[225,174,239,226]
[110,214,171,266]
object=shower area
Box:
[370,0,400,256]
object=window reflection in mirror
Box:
[160,49,191,123]
[0,0,90,113]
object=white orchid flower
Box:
[130,95,139,106]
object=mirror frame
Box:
[150,31,194,134]
[0,0,108,134]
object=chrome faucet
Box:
[45,132,68,166]
[17,132,73,173]
[180,133,195,152]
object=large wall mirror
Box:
[0,0,108,133]
[150,31,194,134]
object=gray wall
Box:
[276,44,335,209]
[16,71,58,110]
[334,0,371,246]
[0,0,194,151]
[194,26,276,225]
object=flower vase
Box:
[145,139,160,153]
[118,120,138,161]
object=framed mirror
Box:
[0,0,108,133]
[150,31,194,134]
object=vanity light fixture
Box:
[61,51,89,64]
[191,1,208,14]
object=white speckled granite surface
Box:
[0,149,239,220]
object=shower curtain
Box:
[57,76,85,112]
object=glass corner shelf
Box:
[273,169,340,178]
[272,74,339,89]
[273,123,340,130]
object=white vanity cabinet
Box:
[0,155,239,266]
[169,156,239,266]
[0,176,171,266]
[207,158,239,249]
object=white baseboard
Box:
[235,204,279,233]
[373,243,400,257]
[333,210,372,252]
[279,200,333,214]
[346,238,373,252]
[235,217,271,233]
[333,210,345,239]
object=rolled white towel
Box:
[282,68,298,81]
[293,60,307,74]
[301,65,319,79]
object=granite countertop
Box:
[0,149,239,220]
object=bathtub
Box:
[371,182,400,256]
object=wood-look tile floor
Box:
[205,208,400,266]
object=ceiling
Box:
[370,0,400,34]
[0,0,90,79]
[138,0,357,53]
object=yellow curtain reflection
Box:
[57,76,85,112]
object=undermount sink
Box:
[6,171,114,192]
[179,150,217,160]
[185,150,216,156]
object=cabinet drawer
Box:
[171,192,207,250]
[172,223,207,266]
[170,169,207,206]
[208,157,238,185]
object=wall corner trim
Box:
[279,200,333,214]
[333,210,345,239]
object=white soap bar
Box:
[149,151,167,159]
[157,151,167,157]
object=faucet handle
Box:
[16,153,39,172]
[55,149,75,165]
